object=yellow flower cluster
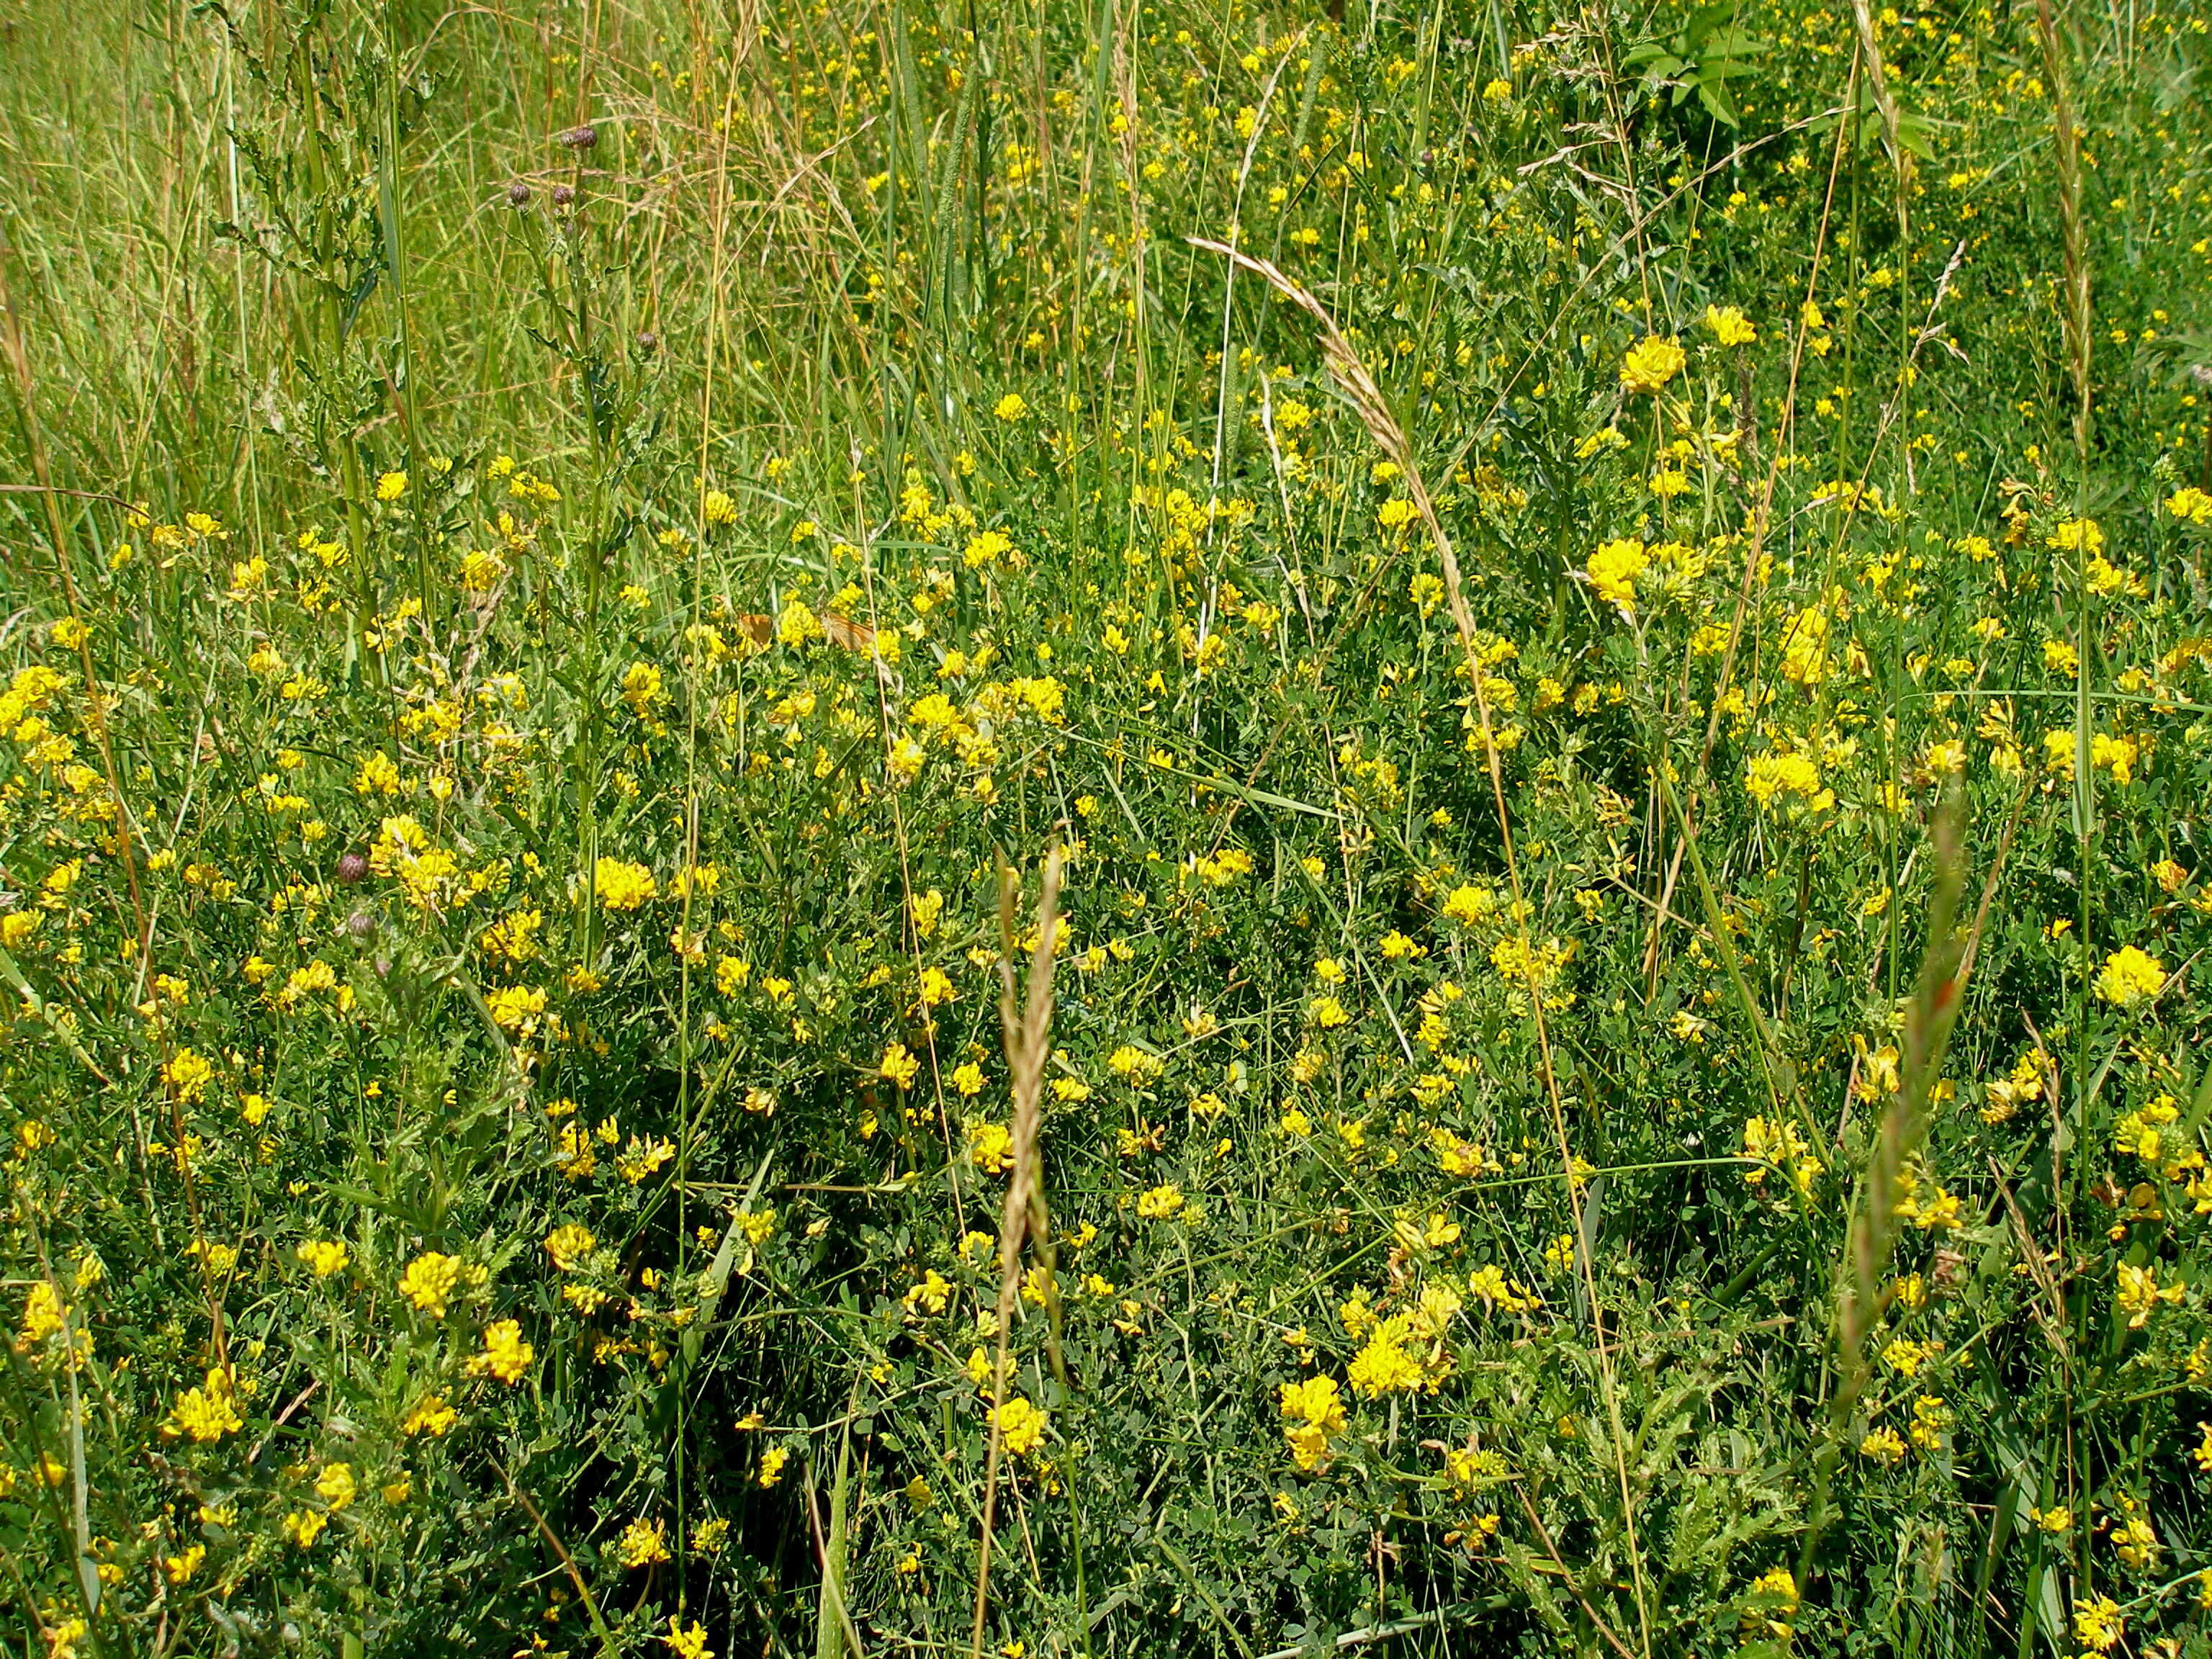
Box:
[992,1395,1048,1455]
[595,857,658,912]
[161,1367,243,1444]
[1740,1116,1822,1196]
[464,1318,535,1385]
[1278,1375,1346,1471]
[1745,751,1833,814]
[399,1251,463,1318]
[2098,945,2165,1006]
[1584,537,1647,613]
[1619,334,1686,394]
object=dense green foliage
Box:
[5,0,2212,1655]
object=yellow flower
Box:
[315,1461,357,1510]
[1277,1375,1345,1471]
[2117,1262,2185,1328]
[757,1447,790,1486]
[2098,945,2165,1007]
[1429,1128,1488,1176]
[486,984,548,1033]
[1858,1426,1906,1462]
[777,599,823,647]
[15,1281,65,1350]
[1346,1321,1427,1398]
[1741,1566,1799,1640]
[665,1619,715,1659]
[1439,884,1495,927]
[1771,603,1830,687]
[1444,1444,1507,1493]
[621,660,665,716]
[375,469,408,501]
[282,1509,328,1547]
[1745,752,1831,813]
[1136,1183,1184,1220]
[992,1395,1048,1455]
[880,1042,921,1089]
[1584,537,1647,613]
[464,1318,534,1385]
[1490,935,1570,997]
[470,539,534,593]
[2049,516,2104,554]
[297,1240,350,1277]
[1741,1116,1822,1194]
[403,1395,458,1437]
[2090,732,2139,783]
[616,1135,676,1184]
[1881,1338,1928,1377]
[2073,1595,2124,1653]
[1703,305,1757,346]
[399,1251,463,1318]
[1465,1265,1539,1313]
[1619,334,1686,394]
[994,392,1029,421]
[595,856,657,911]
[619,1516,673,1567]
[2042,728,2078,777]
[1908,1395,1951,1450]
[1923,739,1966,776]
[968,1122,1014,1174]
[2113,1507,2159,1569]
[544,1224,595,1271]
[162,1369,244,1443]
[903,1270,953,1316]
[161,1047,216,1103]
[554,1122,598,1180]
[963,529,1013,570]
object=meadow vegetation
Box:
[4,0,2212,1653]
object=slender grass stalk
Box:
[971,847,1064,1659]
[1796,790,1968,1589]
[2031,0,2095,1595]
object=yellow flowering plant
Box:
[4,1,2211,1653]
